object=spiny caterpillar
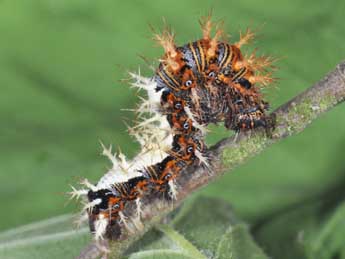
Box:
[70,15,276,241]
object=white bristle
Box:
[68,185,88,200]
[184,106,207,135]
[94,214,109,240]
[80,178,98,192]
[83,199,102,213]
[195,150,212,174]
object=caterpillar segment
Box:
[70,15,276,241]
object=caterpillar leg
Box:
[118,211,136,234]
[152,182,175,201]
[230,106,276,133]
[236,111,267,130]
[135,198,143,218]
[168,179,178,200]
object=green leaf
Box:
[307,201,345,259]
[171,196,239,254]
[254,184,345,259]
[0,214,90,259]
[216,224,268,259]
[125,197,267,259]
[253,201,321,259]
[156,224,207,259]
[128,249,194,259]
[0,214,75,243]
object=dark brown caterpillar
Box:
[70,15,276,241]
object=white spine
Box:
[70,72,175,240]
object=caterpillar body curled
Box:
[156,40,272,131]
[70,16,276,241]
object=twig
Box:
[79,61,345,259]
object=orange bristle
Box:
[154,27,180,71]
[199,11,213,40]
[208,22,224,57]
[245,50,278,72]
[235,28,255,48]
[249,72,276,87]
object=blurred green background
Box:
[1,0,345,258]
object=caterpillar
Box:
[70,15,276,241]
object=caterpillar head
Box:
[87,188,125,216]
